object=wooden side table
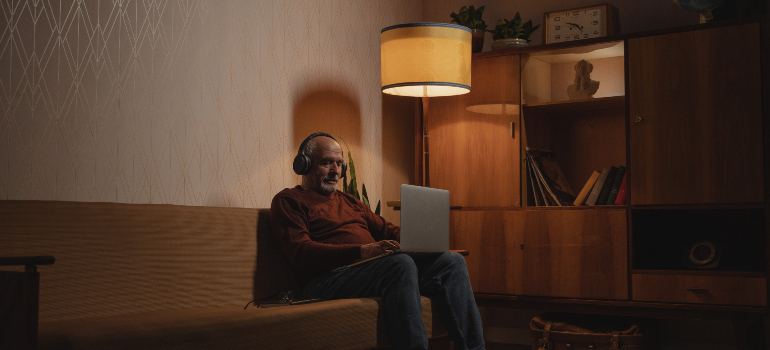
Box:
[0,256,55,350]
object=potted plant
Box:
[488,12,540,50]
[450,5,488,53]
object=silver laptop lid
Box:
[400,184,450,253]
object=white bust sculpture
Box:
[567,59,600,100]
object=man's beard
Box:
[318,175,338,195]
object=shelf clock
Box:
[543,4,620,44]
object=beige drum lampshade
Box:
[381,23,472,97]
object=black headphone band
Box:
[297,132,337,157]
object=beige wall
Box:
[0,0,419,223]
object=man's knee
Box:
[438,251,467,269]
[385,253,419,277]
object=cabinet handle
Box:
[635,116,643,123]
[687,288,708,293]
[520,244,524,250]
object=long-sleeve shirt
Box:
[269,186,400,285]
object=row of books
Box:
[525,148,627,206]
[573,166,628,206]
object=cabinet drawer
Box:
[632,274,767,306]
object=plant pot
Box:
[491,38,528,51]
[471,29,485,53]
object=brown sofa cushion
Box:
[39,297,446,350]
[0,201,296,322]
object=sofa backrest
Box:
[0,200,297,322]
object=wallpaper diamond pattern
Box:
[1,0,419,217]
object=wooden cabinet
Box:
[628,23,764,205]
[426,54,521,208]
[513,209,627,300]
[451,209,627,300]
[632,273,767,306]
[451,210,517,294]
[427,21,767,313]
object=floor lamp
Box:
[380,23,472,187]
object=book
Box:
[596,166,618,205]
[526,156,543,206]
[586,168,610,206]
[528,155,555,206]
[526,148,576,206]
[573,170,601,206]
[605,166,627,205]
[614,171,629,205]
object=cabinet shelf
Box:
[631,269,767,278]
[522,96,625,115]
[632,208,766,273]
[452,206,628,211]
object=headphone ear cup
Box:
[340,161,348,179]
[293,154,312,175]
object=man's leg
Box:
[300,253,429,350]
[414,252,485,350]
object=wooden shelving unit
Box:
[423,19,768,348]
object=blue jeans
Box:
[300,252,485,350]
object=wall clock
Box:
[543,4,620,44]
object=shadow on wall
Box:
[381,93,415,185]
[293,87,362,157]
[380,93,415,224]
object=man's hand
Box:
[360,240,400,259]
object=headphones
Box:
[293,132,347,178]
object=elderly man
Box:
[270,133,485,350]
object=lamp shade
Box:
[381,23,472,97]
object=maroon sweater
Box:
[270,186,400,285]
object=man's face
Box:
[303,136,344,195]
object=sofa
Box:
[0,200,448,349]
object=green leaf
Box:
[450,5,486,30]
[489,12,539,41]
[349,177,360,200]
[347,152,357,185]
[339,143,382,217]
[361,183,371,209]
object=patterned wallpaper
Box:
[0,0,420,223]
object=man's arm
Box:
[362,204,400,242]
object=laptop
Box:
[399,184,450,253]
[347,185,450,267]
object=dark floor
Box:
[486,343,530,350]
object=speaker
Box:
[293,132,347,178]
[683,240,722,269]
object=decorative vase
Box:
[471,29,485,53]
[491,38,528,51]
